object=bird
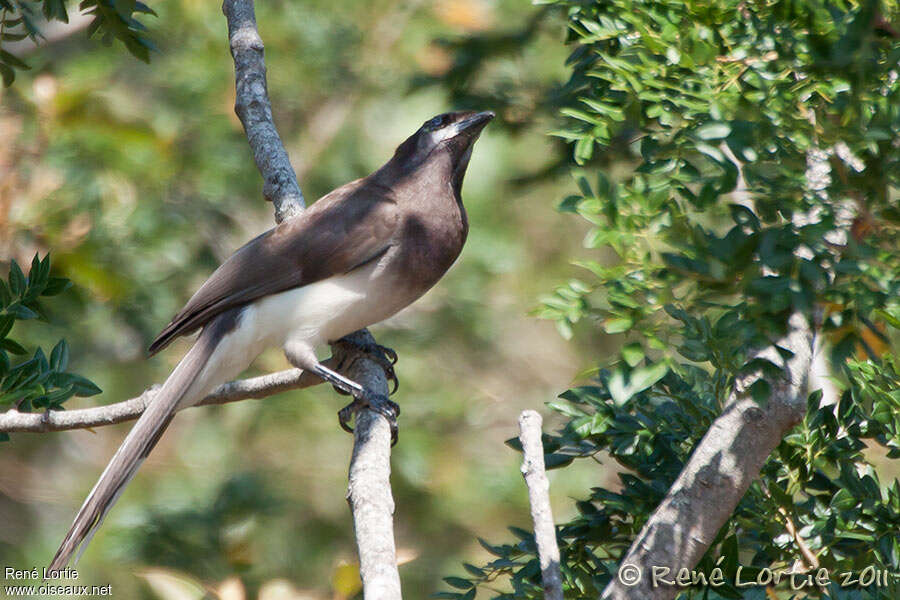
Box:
[48,110,494,571]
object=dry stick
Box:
[600,312,816,600]
[518,411,564,600]
[221,2,401,598]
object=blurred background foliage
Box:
[0,0,616,598]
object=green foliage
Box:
[441,0,900,598]
[0,0,155,86]
[443,366,900,599]
[0,254,100,435]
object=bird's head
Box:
[387,111,494,194]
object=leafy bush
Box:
[441,0,899,598]
[1,254,101,439]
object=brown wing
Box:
[148,180,398,355]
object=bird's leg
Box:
[311,363,400,444]
[283,340,399,443]
[333,334,399,394]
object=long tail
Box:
[48,317,239,572]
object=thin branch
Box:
[518,410,563,600]
[777,503,820,570]
[222,0,304,222]
[0,360,338,433]
[221,2,401,596]
[601,312,816,600]
[345,330,403,600]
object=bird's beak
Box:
[456,111,495,136]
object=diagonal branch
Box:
[600,312,816,600]
[222,0,304,222]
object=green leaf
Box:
[621,343,644,367]
[628,362,668,396]
[461,563,484,577]
[443,577,473,590]
[41,277,72,296]
[0,63,14,87]
[8,261,25,296]
[695,122,731,140]
[6,303,37,320]
[0,50,29,71]
[1,338,27,355]
[0,32,28,42]
[50,340,69,371]
[544,453,575,469]
[134,1,157,15]
[604,317,633,334]
[69,374,102,397]
[0,315,13,338]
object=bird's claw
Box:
[338,390,400,445]
[335,337,400,394]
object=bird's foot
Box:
[335,336,399,394]
[338,389,400,445]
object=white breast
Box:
[246,259,400,351]
[175,260,407,409]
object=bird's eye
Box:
[425,115,447,130]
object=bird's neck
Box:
[372,151,458,203]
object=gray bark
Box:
[518,410,564,600]
[601,312,816,600]
[345,331,403,600]
[222,0,304,222]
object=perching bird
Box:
[49,110,494,571]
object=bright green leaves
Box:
[537,278,592,340]
[606,361,668,405]
[0,0,156,86]
[0,254,101,438]
[547,0,900,373]
[695,122,731,141]
[450,0,899,597]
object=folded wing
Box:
[149,183,399,355]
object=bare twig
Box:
[345,331,402,600]
[776,502,820,570]
[600,312,816,600]
[222,0,304,222]
[0,360,339,433]
[518,410,563,600]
